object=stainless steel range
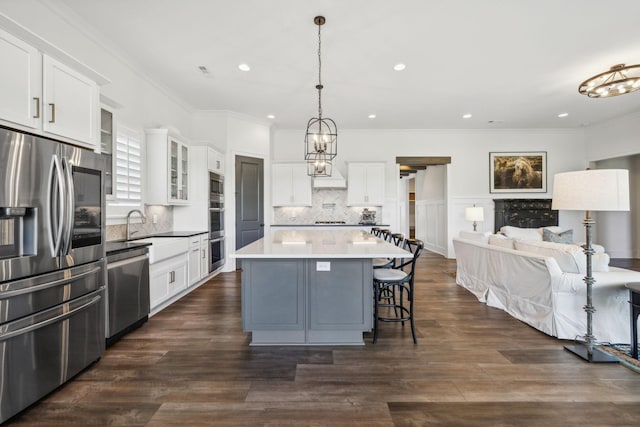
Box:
[0,126,106,423]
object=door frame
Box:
[227,150,269,271]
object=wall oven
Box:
[209,237,225,272]
[209,172,225,272]
[209,172,224,239]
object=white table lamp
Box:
[465,206,484,231]
[552,169,630,362]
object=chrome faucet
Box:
[126,209,147,240]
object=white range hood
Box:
[313,168,347,188]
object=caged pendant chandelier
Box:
[304,16,337,177]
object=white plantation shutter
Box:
[112,126,142,206]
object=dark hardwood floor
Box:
[7,252,640,426]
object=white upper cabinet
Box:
[145,128,190,205]
[272,163,312,207]
[347,162,385,206]
[42,55,99,147]
[0,28,41,129]
[0,26,102,150]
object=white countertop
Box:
[231,230,412,259]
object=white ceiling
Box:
[52,0,640,130]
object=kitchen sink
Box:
[131,237,189,264]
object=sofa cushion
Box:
[488,234,516,249]
[543,228,573,244]
[500,226,543,241]
[459,231,491,244]
[514,240,609,274]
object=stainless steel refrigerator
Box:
[0,126,107,423]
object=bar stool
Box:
[372,239,423,344]
[372,229,395,269]
[390,233,404,248]
[370,227,381,237]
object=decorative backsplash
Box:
[106,205,173,241]
[273,189,380,224]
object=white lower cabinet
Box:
[188,234,202,286]
[146,233,210,314]
[149,253,188,312]
[200,235,210,278]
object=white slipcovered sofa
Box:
[453,227,640,344]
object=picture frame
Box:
[490,151,547,193]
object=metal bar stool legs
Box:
[372,239,423,344]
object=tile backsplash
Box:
[106,205,173,241]
[273,189,380,224]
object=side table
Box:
[626,283,640,359]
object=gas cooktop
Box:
[314,221,347,224]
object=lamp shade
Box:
[465,206,484,222]
[552,169,630,211]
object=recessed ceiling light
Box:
[557,112,569,118]
[238,63,251,71]
[267,114,275,119]
[462,113,472,119]
[368,114,376,119]
[393,63,406,71]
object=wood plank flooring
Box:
[7,253,640,426]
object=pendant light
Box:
[304,15,337,177]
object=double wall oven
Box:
[0,126,106,423]
[209,172,225,271]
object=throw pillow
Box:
[488,234,516,249]
[543,228,573,244]
[500,226,543,241]
[459,231,491,244]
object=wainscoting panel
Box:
[416,200,446,256]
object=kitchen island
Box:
[231,229,412,345]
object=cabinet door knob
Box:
[33,97,40,118]
[48,103,56,123]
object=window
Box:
[108,125,142,209]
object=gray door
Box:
[235,155,264,249]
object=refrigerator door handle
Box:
[46,154,65,257]
[61,157,75,255]
[0,293,102,342]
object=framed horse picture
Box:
[490,152,547,193]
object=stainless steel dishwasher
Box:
[106,246,150,346]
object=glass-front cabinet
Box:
[100,107,114,196]
[168,138,189,202]
[145,128,190,205]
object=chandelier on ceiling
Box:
[579,63,640,98]
[304,15,337,177]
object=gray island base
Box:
[232,229,412,345]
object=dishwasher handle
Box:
[107,254,149,270]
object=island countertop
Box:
[231,229,411,259]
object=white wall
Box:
[193,111,271,271]
[273,128,588,257]
[585,111,640,258]
[586,111,640,162]
[593,154,640,258]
